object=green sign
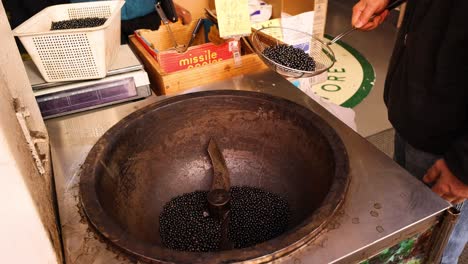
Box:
[312,35,375,108]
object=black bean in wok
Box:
[228,186,290,249]
[263,44,316,71]
[159,186,290,252]
[159,191,221,252]
[51,17,107,30]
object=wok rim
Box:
[79,90,350,263]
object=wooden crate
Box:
[129,26,267,95]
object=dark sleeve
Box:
[3,0,68,28]
[445,135,468,185]
[439,2,468,185]
[121,11,161,43]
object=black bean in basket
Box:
[50,17,107,30]
[263,44,316,71]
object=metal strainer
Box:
[252,27,336,78]
[251,0,406,78]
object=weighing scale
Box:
[24,45,151,119]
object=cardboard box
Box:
[209,0,327,40]
[209,0,315,19]
[130,1,328,95]
[274,0,315,17]
[135,19,239,74]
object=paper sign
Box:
[215,0,251,38]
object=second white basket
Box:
[13,1,125,83]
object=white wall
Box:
[0,137,58,264]
[0,2,60,263]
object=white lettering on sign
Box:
[329,68,346,73]
[321,84,341,92]
[327,76,345,82]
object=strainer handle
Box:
[328,27,357,45]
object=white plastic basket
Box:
[13,1,125,83]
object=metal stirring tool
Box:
[207,138,233,250]
[155,2,185,53]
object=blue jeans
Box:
[394,133,467,264]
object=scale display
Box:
[36,77,138,118]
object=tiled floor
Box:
[326,1,467,262]
[461,247,468,264]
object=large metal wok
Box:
[79,90,349,263]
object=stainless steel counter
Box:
[46,70,449,263]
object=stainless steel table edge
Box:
[46,70,450,264]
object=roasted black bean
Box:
[263,44,316,71]
[159,186,290,252]
[51,17,107,30]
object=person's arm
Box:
[351,0,390,30]
[122,0,191,23]
[122,0,160,21]
[174,2,191,25]
[5,0,68,28]
[421,1,468,204]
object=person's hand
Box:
[352,0,390,31]
[423,159,468,204]
[174,3,192,25]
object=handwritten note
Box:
[215,0,251,38]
